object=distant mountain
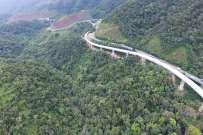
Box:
[48,0,125,18]
[0,0,124,18]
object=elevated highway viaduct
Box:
[84,32,203,99]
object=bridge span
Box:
[83,32,203,99]
[88,32,203,86]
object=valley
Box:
[0,0,202,134]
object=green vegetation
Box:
[188,125,202,135]
[0,59,72,134]
[0,1,202,134]
[0,21,48,58]
[1,53,203,134]
[142,35,162,54]
[97,0,203,76]
[22,23,93,71]
[0,34,24,58]
[0,21,48,36]
[48,0,125,18]
[96,22,128,43]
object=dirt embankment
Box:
[50,10,91,30]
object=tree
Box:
[187,125,201,135]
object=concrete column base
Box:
[110,50,120,59]
[199,103,203,112]
[141,57,146,65]
[171,74,176,86]
[178,80,185,91]
[111,50,115,57]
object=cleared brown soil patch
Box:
[8,11,51,23]
[51,10,91,30]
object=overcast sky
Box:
[0,0,19,14]
[0,0,35,14]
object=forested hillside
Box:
[1,53,203,134]
[0,21,48,58]
[48,0,124,18]
[0,0,203,134]
[96,0,203,77]
[0,19,202,134]
[21,23,92,71]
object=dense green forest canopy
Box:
[21,23,93,71]
[0,21,202,134]
[0,55,203,134]
[0,0,202,134]
[97,0,203,77]
[0,21,48,58]
[0,21,48,36]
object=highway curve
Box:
[84,32,203,99]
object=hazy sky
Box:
[0,0,35,14]
[0,0,20,14]
[0,0,13,8]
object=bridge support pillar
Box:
[178,80,185,91]
[89,44,97,50]
[199,103,203,112]
[100,47,103,51]
[140,57,146,65]
[111,50,120,59]
[86,42,90,47]
[126,53,129,58]
[111,50,115,57]
[171,74,176,86]
[88,43,93,49]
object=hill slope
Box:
[0,1,202,134]
[1,54,203,134]
[96,0,203,77]
[48,0,124,18]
